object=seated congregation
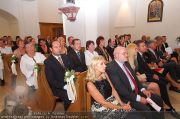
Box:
[0,34,180,119]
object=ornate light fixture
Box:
[59,1,80,22]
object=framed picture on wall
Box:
[147,0,163,22]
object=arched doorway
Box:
[0,9,19,40]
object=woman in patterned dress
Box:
[86,56,143,119]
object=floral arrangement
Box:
[0,51,4,59]
[176,36,180,43]
[11,55,17,63]
[34,64,40,72]
[64,70,76,82]
[64,69,77,103]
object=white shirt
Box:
[0,46,12,54]
[20,52,46,86]
[84,50,99,66]
[115,60,145,102]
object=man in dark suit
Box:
[106,46,164,119]
[106,38,116,59]
[67,36,74,53]
[68,39,87,72]
[135,40,180,118]
[145,40,180,93]
[44,40,72,111]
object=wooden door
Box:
[39,22,63,38]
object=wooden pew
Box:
[35,64,91,112]
[67,71,87,112]
[35,64,58,112]
[3,54,13,74]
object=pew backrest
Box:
[36,64,56,112]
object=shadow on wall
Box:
[0,9,19,39]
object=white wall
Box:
[97,0,110,42]
[0,17,11,37]
[37,0,62,23]
[63,0,110,46]
[110,0,180,48]
[0,0,40,40]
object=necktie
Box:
[77,52,81,61]
[123,63,139,94]
[141,54,146,62]
[32,58,36,64]
[58,56,65,69]
[152,50,157,59]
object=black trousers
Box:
[163,62,180,80]
[130,93,164,119]
[55,90,71,111]
[147,77,173,109]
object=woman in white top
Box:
[20,38,46,90]
[85,40,99,66]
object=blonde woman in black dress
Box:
[86,56,142,119]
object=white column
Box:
[61,0,110,47]
[18,0,40,40]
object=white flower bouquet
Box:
[64,70,77,103]
[11,55,17,75]
[64,70,76,82]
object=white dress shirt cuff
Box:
[136,95,141,102]
[141,88,146,92]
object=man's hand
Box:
[143,90,151,98]
[153,74,159,80]
[140,97,148,105]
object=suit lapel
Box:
[50,54,66,70]
[72,50,81,63]
[112,60,132,91]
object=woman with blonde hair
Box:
[86,56,142,119]
[57,37,67,54]
[127,43,160,95]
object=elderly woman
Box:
[20,38,46,95]
[126,43,160,95]
[86,56,142,119]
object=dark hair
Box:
[16,36,20,40]
[134,40,144,47]
[86,40,94,49]
[146,40,155,47]
[108,38,112,44]
[154,36,162,41]
[49,40,59,48]
[17,39,24,45]
[68,36,73,42]
[38,38,45,43]
[96,36,104,46]
[24,37,33,46]
[127,34,131,37]
[72,39,80,45]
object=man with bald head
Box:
[44,40,72,111]
[106,46,164,119]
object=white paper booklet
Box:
[165,47,173,55]
[146,98,161,112]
